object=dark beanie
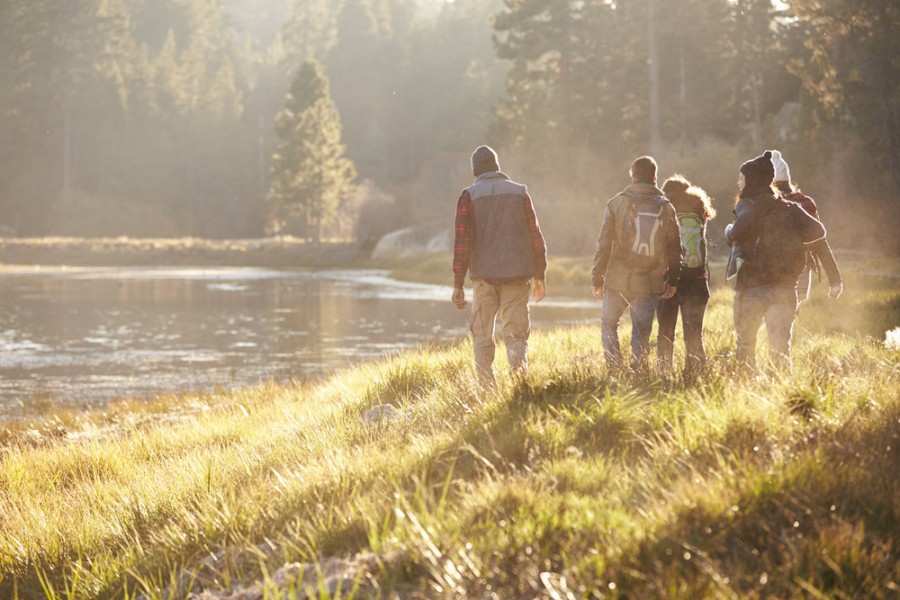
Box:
[740,150,775,188]
[471,145,500,175]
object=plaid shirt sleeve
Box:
[791,192,842,284]
[524,193,548,281]
[452,190,474,288]
[789,192,820,220]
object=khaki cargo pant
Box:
[470,278,531,386]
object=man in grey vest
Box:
[452,145,547,386]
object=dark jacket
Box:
[784,190,842,288]
[592,181,682,294]
[726,191,826,290]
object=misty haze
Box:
[0,1,897,599]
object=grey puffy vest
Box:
[467,173,535,281]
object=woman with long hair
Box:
[657,175,716,379]
[770,150,843,302]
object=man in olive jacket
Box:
[591,156,682,371]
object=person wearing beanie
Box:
[470,144,499,176]
[451,145,547,386]
[770,150,843,302]
[591,156,682,373]
[725,151,827,371]
[771,149,791,184]
[656,174,717,380]
[739,150,777,195]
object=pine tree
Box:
[654,0,735,146]
[576,0,647,154]
[3,0,134,231]
[725,0,794,147]
[221,0,290,46]
[408,0,504,155]
[267,59,356,241]
[326,0,392,180]
[492,0,588,152]
[280,0,335,69]
[788,0,900,196]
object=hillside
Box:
[0,262,897,599]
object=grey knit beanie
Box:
[471,145,500,175]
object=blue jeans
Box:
[601,290,659,371]
[733,284,799,370]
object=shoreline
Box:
[0,237,599,295]
[0,236,361,268]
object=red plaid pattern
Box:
[786,191,819,220]
[786,189,842,285]
[453,191,475,288]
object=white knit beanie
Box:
[771,149,791,183]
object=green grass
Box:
[385,252,597,291]
[0,259,898,599]
[0,236,357,268]
[387,254,451,286]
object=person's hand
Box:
[452,287,467,309]
[828,282,843,300]
[532,279,546,303]
[660,284,677,299]
[592,285,603,300]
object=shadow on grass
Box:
[603,400,900,598]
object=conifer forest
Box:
[0,0,897,252]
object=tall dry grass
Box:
[0,260,897,599]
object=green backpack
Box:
[677,212,705,270]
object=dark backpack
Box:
[615,193,668,272]
[752,199,807,282]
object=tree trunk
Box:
[258,111,267,200]
[63,97,71,205]
[647,0,661,156]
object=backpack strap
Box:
[612,192,634,244]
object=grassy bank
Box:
[0,262,898,599]
[386,253,595,290]
[0,237,359,268]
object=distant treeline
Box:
[0,0,896,253]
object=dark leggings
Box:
[657,291,709,375]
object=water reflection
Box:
[0,267,597,414]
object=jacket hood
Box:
[624,181,666,197]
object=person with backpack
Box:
[656,175,716,379]
[452,145,547,387]
[770,150,843,302]
[591,156,682,372]
[725,151,826,371]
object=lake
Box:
[0,267,598,416]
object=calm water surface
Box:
[0,267,597,415]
